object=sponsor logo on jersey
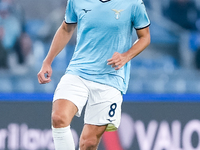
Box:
[82,9,91,13]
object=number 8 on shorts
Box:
[109,103,117,117]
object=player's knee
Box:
[51,112,68,128]
[80,137,98,150]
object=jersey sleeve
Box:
[65,0,77,23]
[132,0,150,30]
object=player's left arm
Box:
[107,26,150,70]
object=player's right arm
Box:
[37,21,77,84]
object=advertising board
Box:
[0,94,200,150]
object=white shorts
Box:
[53,74,123,131]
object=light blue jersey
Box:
[65,0,150,94]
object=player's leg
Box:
[51,74,89,150]
[79,124,107,150]
[52,99,78,150]
[52,99,78,128]
[78,79,123,150]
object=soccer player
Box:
[37,0,150,149]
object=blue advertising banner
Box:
[0,94,200,150]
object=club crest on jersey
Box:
[112,9,124,19]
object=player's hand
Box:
[37,62,52,84]
[107,52,129,70]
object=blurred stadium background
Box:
[0,0,200,149]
